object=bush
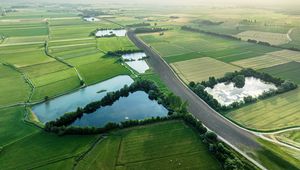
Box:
[232,75,245,88]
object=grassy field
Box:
[260,61,300,84]
[97,36,139,52]
[139,29,279,63]
[275,130,300,148]
[75,121,221,170]
[231,50,300,70]
[0,21,48,37]
[236,31,290,45]
[0,64,31,106]
[171,57,240,83]
[226,88,300,131]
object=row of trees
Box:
[45,79,189,133]
[106,49,143,56]
[126,22,151,27]
[134,27,169,34]
[189,68,298,112]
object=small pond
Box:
[95,29,127,37]
[122,52,149,73]
[84,17,100,22]
[32,75,134,123]
[71,91,168,127]
[205,77,277,106]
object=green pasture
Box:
[97,36,138,52]
[0,21,48,37]
[76,121,221,170]
[260,61,300,84]
[0,107,38,147]
[0,64,31,106]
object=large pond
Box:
[71,91,168,127]
[95,29,127,37]
[205,77,277,106]
[122,52,149,73]
[32,75,134,123]
[84,17,100,22]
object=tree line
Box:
[134,27,169,34]
[189,68,298,112]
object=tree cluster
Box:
[126,22,151,27]
[106,49,143,56]
[189,68,298,112]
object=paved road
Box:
[127,30,260,149]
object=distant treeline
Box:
[126,22,151,28]
[78,9,108,17]
[134,27,169,34]
[189,68,298,112]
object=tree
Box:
[232,75,245,88]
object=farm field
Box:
[171,57,240,83]
[97,36,139,52]
[0,21,48,37]
[75,121,221,170]
[138,29,279,63]
[231,50,300,70]
[236,31,290,45]
[275,130,300,148]
[260,62,300,84]
[0,64,31,106]
[226,88,300,131]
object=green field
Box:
[139,29,279,63]
[275,130,300,148]
[97,36,139,52]
[76,121,221,170]
[0,64,31,106]
[260,62,300,84]
[0,21,48,37]
[226,88,300,131]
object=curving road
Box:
[127,30,261,149]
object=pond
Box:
[95,29,127,37]
[84,17,100,22]
[71,91,168,127]
[122,52,149,73]
[205,77,277,106]
[32,75,134,123]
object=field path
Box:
[127,30,268,170]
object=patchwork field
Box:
[275,130,300,148]
[75,121,221,170]
[236,31,290,45]
[171,57,240,83]
[139,29,279,63]
[231,50,300,70]
[226,88,300,131]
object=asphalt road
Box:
[127,30,260,149]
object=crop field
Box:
[97,36,139,52]
[171,57,240,83]
[260,62,300,84]
[275,130,300,148]
[0,21,48,37]
[48,38,130,85]
[236,31,290,45]
[0,64,31,106]
[231,50,300,70]
[49,18,120,40]
[226,88,300,131]
[76,121,221,170]
[139,29,279,63]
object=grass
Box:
[275,130,300,148]
[226,88,300,131]
[75,121,221,170]
[0,64,31,106]
[255,138,300,170]
[0,22,48,37]
[97,36,139,52]
[0,131,97,169]
[260,61,300,84]
[0,107,38,147]
[139,69,170,94]
[170,57,240,83]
